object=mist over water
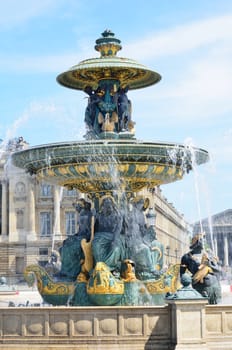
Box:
[0,102,58,146]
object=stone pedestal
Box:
[167,299,209,349]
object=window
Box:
[39,248,48,255]
[16,257,24,274]
[65,211,76,235]
[40,212,52,236]
[63,188,77,197]
[40,184,52,197]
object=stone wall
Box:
[206,304,232,349]
[0,302,232,349]
[0,306,170,350]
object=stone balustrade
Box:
[0,302,231,349]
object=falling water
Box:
[183,138,215,254]
[166,137,216,253]
[51,186,64,252]
[166,140,204,234]
[185,140,204,229]
[85,140,123,196]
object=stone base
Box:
[1,303,232,349]
[173,344,209,350]
[0,306,170,349]
[167,299,209,349]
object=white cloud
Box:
[123,14,232,60]
[0,10,231,145]
[1,101,59,142]
[122,14,232,125]
[0,0,62,28]
[210,135,232,164]
[1,12,232,85]
[125,13,232,220]
[0,53,85,73]
[129,44,232,125]
[164,59,232,100]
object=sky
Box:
[0,0,231,224]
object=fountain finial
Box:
[95,30,122,57]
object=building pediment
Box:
[210,209,232,225]
[193,209,232,228]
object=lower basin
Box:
[11,138,209,194]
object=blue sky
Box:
[0,0,231,223]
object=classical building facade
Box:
[0,138,191,282]
[141,187,191,266]
[193,209,232,268]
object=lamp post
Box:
[146,207,156,227]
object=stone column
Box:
[223,234,229,266]
[1,180,8,237]
[167,299,209,349]
[27,177,36,240]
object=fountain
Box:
[11,30,209,307]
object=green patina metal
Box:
[57,30,161,91]
[13,30,210,306]
[12,139,208,193]
[166,273,206,300]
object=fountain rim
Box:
[10,139,209,193]
[56,56,162,91]
[12,138,208,153]
[11,138,209,168]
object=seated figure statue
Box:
[143,224,164,272]
[58,199,92,281]
[84,81,118,138]
[117,86,132,132]
[84,85,103,138]
[180,233,222,304]
[124,197,162,280]
[92,195,124,273]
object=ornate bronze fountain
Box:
[12,30,209,306]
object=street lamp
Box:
[146,207,156,227]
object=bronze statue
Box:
[124,197,162,280]
[180,233,221,304]
[58,199,92,281]
[92,196,124,273]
